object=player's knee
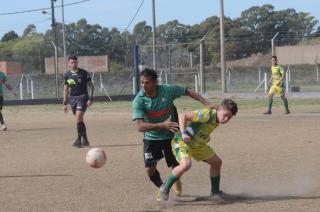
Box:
[181,160,192,172]
[146,165,156,176]
[212,157,222,168]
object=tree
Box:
[22,24,37,37]
[1,31,19,42]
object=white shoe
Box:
[159,184,169,201]
[1,124,7,131]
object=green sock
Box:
[164,172,178,191]
[267,99,273,112]
[210,176,220,193]
[283,98,289,111]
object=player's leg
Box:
[264,89,274,114]
[163,139,183,196]
[204,154,222,194]
[69,96,81,147]
[160,157,191,201]
[0,97,7,130]
[280,92,290,114]
[76,95,90,146]
[143,140,164,188]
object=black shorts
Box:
[70,94,88,114]
[143,139,179,168]
[0,96,3,110]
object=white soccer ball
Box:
[86,147,107,168]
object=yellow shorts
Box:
[172,139,215,162]
[269,85,284,96]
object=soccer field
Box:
[1,99,320,212]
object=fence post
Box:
[287,66,291,82]
[195,74,198,93]
[286,71,289,93]
[133,45,140,95]
[19,74,24,100]
[199,37,205,94]
[30,77,34,99]
[317,64,319,82]
[258,67,261,83]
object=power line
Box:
[124,0,145,31]
[0,0,91,16]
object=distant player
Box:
[132,68,216,200]
[264,56,290,114]
[63,56,94,147]
[159,99,238,201]
[0,70,17,131]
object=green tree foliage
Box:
[1,30,19,42]
[0,4,318,72]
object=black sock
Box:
[149,170,163,188]
[81,122,88,140]
[0,111,4,125]
[76,122,84,140]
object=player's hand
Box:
[162,121,179,133]
[87,100,93,107]
[63,105,68,113]
[182,133,192,145]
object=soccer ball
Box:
[86,147,107,168]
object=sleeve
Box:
[132,98,145,121]
[1,72,6,82]
[167,85,186,100]
[64,73,69,85]
[191,108,211,123]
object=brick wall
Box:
[276,45,320,65]
[0,61,22,75]
[45,55,110,74]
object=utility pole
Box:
[61,0,67,73]
[50,0,59,98]
[220,0,227,93]
[50,0,57,48]
[199,36,206,94]
[152,0,157,70]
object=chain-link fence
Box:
[2,39,320,101]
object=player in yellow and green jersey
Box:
[264,56,290,114]
[159,99,238,201]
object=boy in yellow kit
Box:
[159,99,238,201]
[264,56,290,114]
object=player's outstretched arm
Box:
[185,89,217,109]
[136,119,179,133]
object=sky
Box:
[0,0,320,38]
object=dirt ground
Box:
[0,104,320,212]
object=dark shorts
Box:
[70,94,88,115]
[0,96,3,110]
[143,139,179,168]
